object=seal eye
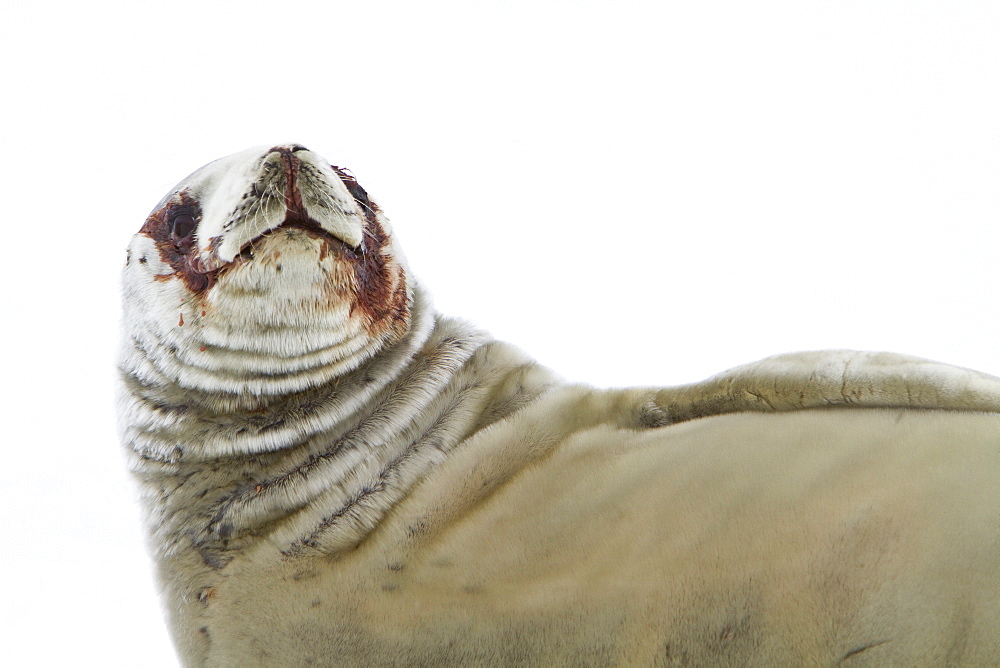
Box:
[170,213,197,245]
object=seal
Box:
[119,145,1000,665]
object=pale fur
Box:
[119,146,1000,666]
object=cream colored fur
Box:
[119,146,1000,666]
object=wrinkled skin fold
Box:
[119,145,1000,666]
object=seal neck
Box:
[121,297,559,565]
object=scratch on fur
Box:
[746,389,775,410]
[839,639,891,663]
[841,353,856,404]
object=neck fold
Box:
[119,285,559,563]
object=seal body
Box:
[119,146,1000,665]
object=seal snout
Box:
[248,145,367,253]
[176,144,367,271]
[265,145,308,222]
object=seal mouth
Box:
[263,215,347,247]
[185,210,361,290]
[224,214,354,266]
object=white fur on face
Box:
[121,145,410,397]
[178,146,364,265]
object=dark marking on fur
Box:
[332,166,373,212]
[406,521,427,538]
[328,164,410,337]
[662,642,689,665]
[638,399,673,428]
[839,639,891,663]
[341,215,409,337]
[198,547,233,570]
[259,419,286,432]
[275,145,305,213]
[140,191,214,292]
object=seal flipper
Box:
[629,350,1000,426]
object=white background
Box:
[3,1,999,665]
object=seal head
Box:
[122,145,410,396]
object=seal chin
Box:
[208,226,356,310]
[188,203,358,281]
